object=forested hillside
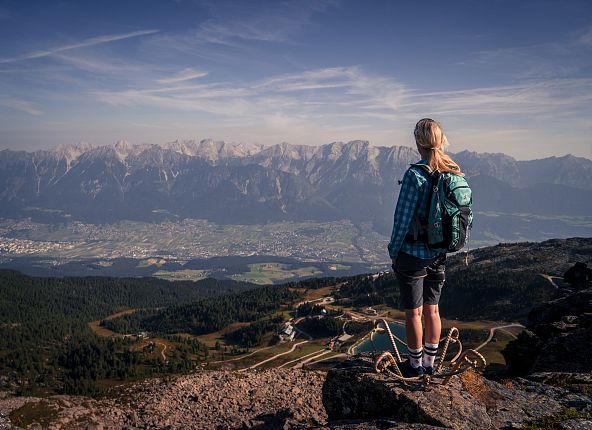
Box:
[0,270,256,395]
[102,285,300,335]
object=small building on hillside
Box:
[280,322,296,341]
[338,334,352,343]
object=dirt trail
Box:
[209,345,275,364]
[242,340,309,370]
[293,350,333,368]
[540,273,561,289]
[474,323,524,351]
[156,342,167,361]
[278,348,326,368]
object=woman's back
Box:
[387,160,440,260]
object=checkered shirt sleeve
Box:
[387,169,420,260]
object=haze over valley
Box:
[1,139,591,278]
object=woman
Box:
[387,118,463,377]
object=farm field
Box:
[229,262,324,284]
[154,269,210,281]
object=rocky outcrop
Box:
[494,268,592,427]
[1,369,327,429]
[321,356,563,430]
[2,361,591,429]
[517,373,592,415]
[564,262,592,290]
[502,280,592,375]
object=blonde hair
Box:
[414,118,463,175]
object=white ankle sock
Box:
[423,342,439,368]
[408,347,423,368]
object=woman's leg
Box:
[394,251,432,368]
[422,254,446,371]
[423,254,446,343]
[423,303,441,344]
[405,306,423,350]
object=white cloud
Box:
[196,0,337,45]
[408,79,592,116]
[94,66,410,119]
[0,29,159,64]
[157,68,209,84]
[0,98,43,115]
[93,63,592,131]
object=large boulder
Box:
[322,356,562,430]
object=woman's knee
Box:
[405,307,423,320]
[423,304,439,319]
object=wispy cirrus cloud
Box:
[407,79,592,116]
[158,68,209,84]
[0,29,159,64]
[94,66,409,119]
[0,98,43,115]
[143,0,337,68]
[461,24,592,80]
[196,0,337,45]
[93,63,592,126]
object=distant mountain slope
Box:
[440,237,592,320]
[338,237,592,321]
[470,175,592,215]
[454,150,592,190]
[1,141,591,236]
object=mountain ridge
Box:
[4,139,590,169]
[1,140,591,239]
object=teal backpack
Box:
[406,163,473,253]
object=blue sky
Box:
[0,0,591,159]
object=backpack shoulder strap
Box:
[409,162,433,175]
[404,163,437,243]
[410,163,441,187]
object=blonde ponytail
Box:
[414,118,463,175]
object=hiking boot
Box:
[398,360,425,377]
[423,366,437,376]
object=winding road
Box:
[306,352,348,367]
[240,339,310,371]
[155,342,168,362]
[293,349,333,368]
[540,273,562,289]
[278,348,326,368]
[474,323,524,351]
[209,345,275,364]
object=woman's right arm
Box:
[387,169,420,262]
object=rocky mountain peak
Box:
[51,141,95,164]
[113,139,134,162]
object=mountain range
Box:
[1,139,591,240]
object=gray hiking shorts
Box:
[392,251,446,310]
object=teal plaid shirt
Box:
[387,159,441,260]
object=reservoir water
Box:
[352,320,408,354]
